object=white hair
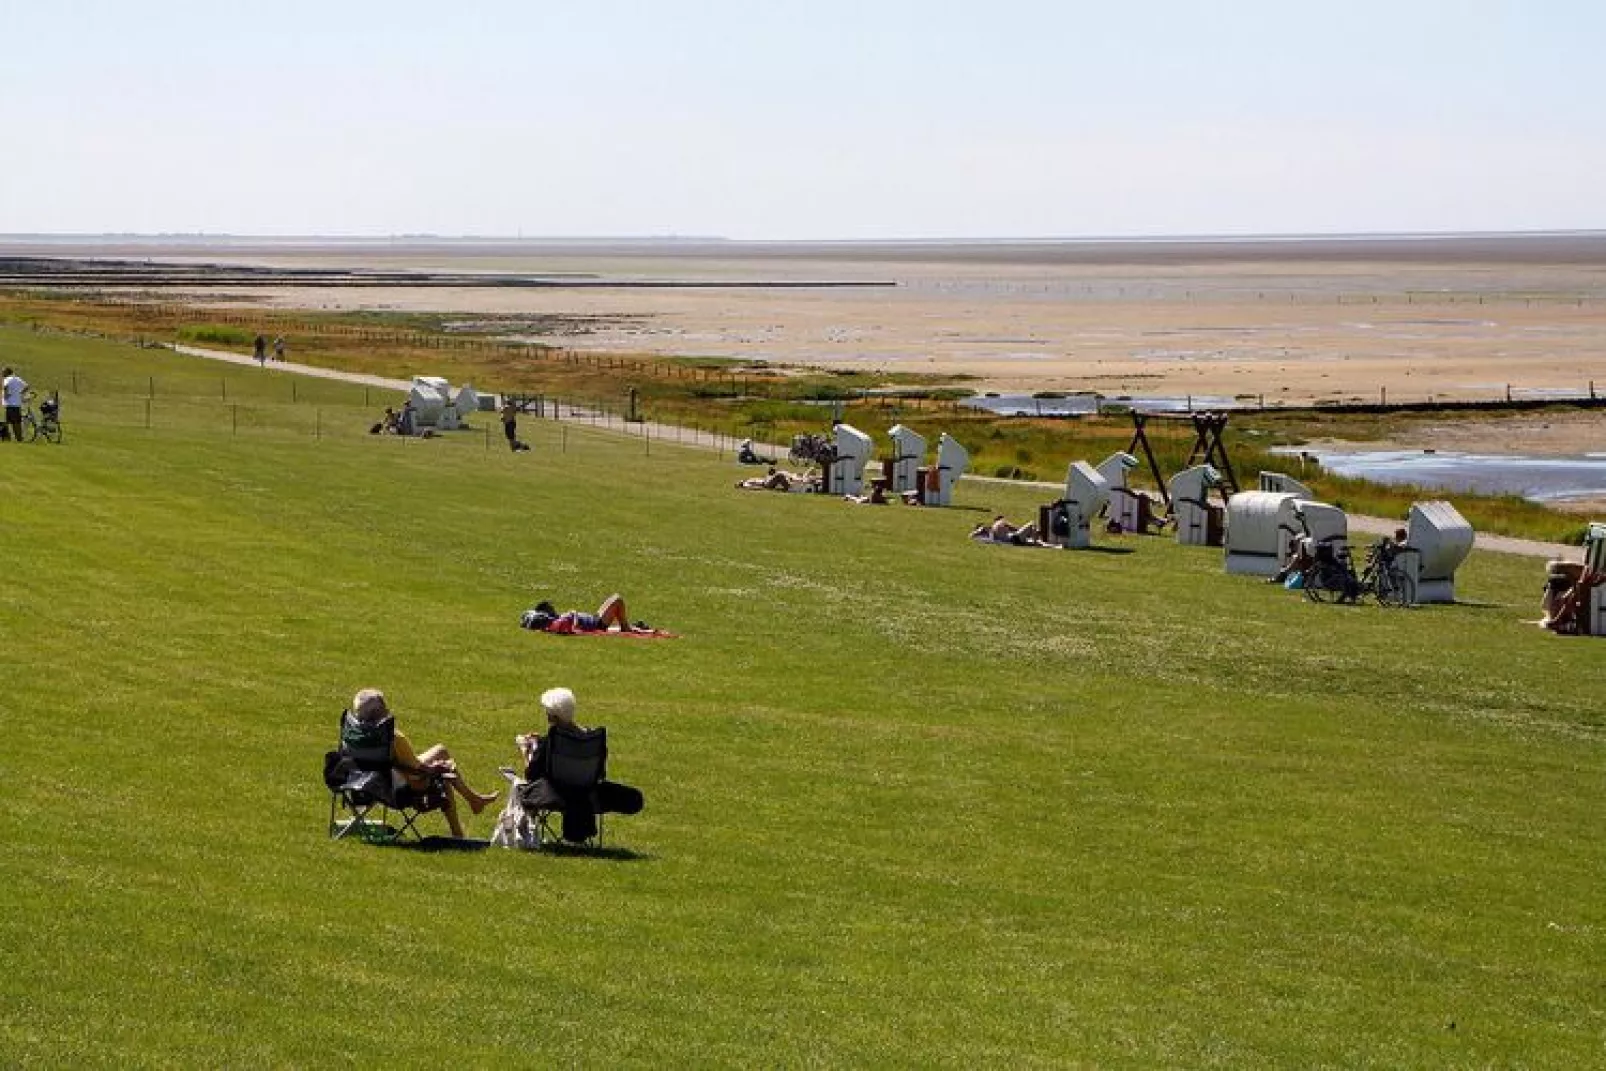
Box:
[352,688,388,723]
[540,686,577,726]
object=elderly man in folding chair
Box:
[329,689,500,840]
[491,687,644,849]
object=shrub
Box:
[177,325,254,346]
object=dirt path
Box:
[167,342,1579,561]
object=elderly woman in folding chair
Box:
[506,687,644,846]
[351,689,499,838]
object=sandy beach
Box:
[11,234,1606,410]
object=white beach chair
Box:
[407,376,451,430]
[1402,501,1475,604]
[923,433,970,507]
[1258,470,1315,498]
[1279,499,1348,567]
[1586,523,1606,635]
[1096,452,1153,533]
[886,424,927,494]
[1224,490,1307,575]
[1169,464,1223,546]
[824,423,874,496]
[1058,461,1112,549]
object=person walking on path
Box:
[272,336,286,362]
[501,398,521,452]
[2,367,27,442]
[253,334,267,366]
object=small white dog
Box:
[489,733,547,850]
[489,768,536,849]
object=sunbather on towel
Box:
[350,688,498,838]
[970,516,1046,546]
[521,594,654,634]
[845,479,892,505]
[736,466,815,492]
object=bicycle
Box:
[1357,538,1416,608]
[19,391,63,444]
[1301,534,1363,604]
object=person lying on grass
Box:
[845,479,921,506]
[970,515,1048,546]
[520,593,656,634]
[736,466,816,492]
[350,688,499,838]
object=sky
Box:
[2,0,1602,239]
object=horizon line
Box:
[3,228,1606,246]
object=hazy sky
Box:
[3,0,1600,238]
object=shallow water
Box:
[1300,448,1606,502]
[963,393,1244,416]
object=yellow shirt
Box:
[391,729,429,790]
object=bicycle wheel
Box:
[1382,567,1416,608]
[1358,564,1380,604]
[39,418,62,444]
[1304,568,1335,602]
[21,415,38,443]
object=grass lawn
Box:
[1,328,1603,1067]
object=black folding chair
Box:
[324,711,448,843]
[521,725,610,848]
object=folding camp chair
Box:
[324,710,449,843]
[522,725,609,848]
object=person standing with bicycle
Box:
[2,367,27,443]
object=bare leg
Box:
[418,744,498,814]
[440,794,466,838]
[597,593,629,630]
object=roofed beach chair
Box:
[885,424,927,494]
[919,433,970,506]
[1225,489,1307,576]
[1097,452,1155,533]
[1401,500,1475,604]
[1055,460,1111,549]
[1168,464,1224,546]
[324,710,449,843]
[824,424,874,496]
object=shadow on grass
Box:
[524,842,651,862]
[405,835,493,853]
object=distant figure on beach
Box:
[272,336,286,362]
[2,366,27,442]
[252,334,267,366]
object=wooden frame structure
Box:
[1124,411,1242,509]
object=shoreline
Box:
[7,238,1606,415]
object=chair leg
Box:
[393,808,427,842]
[332,797,376,840]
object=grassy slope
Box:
[1,330,1603,1067]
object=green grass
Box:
[4,295,1595,542]
[2,329,1605,1066]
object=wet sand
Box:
[11,234,1606,409]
